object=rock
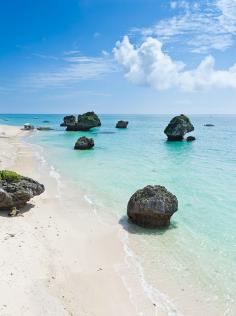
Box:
[204,124,214,127]
[37,127,54,131]
[42,120,50,123]
[116,120,129,128]
[164,114,194,140]
[77,112,101,131]
[74,137,94,150]
[186,136,196,141]
[127,185,178,228]
[23,123,34,130]
[62,112,101,131]
[63,115,77,131]
[0,170,44,210]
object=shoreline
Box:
[0,125,164,315]
[0,124,232,316]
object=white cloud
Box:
[25,54,116,88]
[135,0,236,53]
[113,36,236,91]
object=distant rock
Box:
[23,123,34,130]
[204,124,215,127]
[61,112,101,131]
[186,136,196,141]
[42,120,50,123]
[116,120,129,128]
[127,185,178,228]
[164,114,194,140]
[0,170,44,210]
[74,136,94,150]
[37,127,54,131]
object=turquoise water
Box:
[1,113,236,313]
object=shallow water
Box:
[1,113,236,314]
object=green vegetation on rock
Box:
[0,170,22,182]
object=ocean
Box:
[1,113,235,315]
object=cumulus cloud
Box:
[134,0,236,53]
[113,36,236,91]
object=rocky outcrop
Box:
[164,114,194,140]
[77,112,101,131]
[127,185,178,228]
[0,170,45,210]
[116,120,129,128]
[74,137,94,150]
[63,115,77,131]
[61,112,101,131]
[186,136,196,141]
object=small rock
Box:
[74,137,94,150]
[186,136,196,141]
[116,120,129,128]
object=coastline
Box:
[0,125,161,315]
[0,124,234,316]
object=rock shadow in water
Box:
[119,215,178,236]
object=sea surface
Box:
[1,113,236,315]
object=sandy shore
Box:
[0,125,165,316]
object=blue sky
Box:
[0,0,236,114]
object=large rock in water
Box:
[62,112,101,131]
[77,112,101,131]
[74,137,94,150]
[164,114,194,140]
[127,185,178,228]
[0,170,45,209]
[116,120,129,128]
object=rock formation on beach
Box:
[186,136,196,141]
[0,170,45,210]
[74,137,94,150]
[61,112,101,131]
[127,185,178,228]
[116,120,129,128]
[164,114,194,140]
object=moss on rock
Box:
[0,170,22,182]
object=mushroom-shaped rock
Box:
[74,137,94,150]
[164,114,194,140]
[77,112,101,131]
[0,170,45,209]
[127,185,178,228]
[116,120,129,128]
[186,136,196,141]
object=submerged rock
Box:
[164,114,194,140]
[37,127,54,131]
[204,124,214,127]
[74,137,94,150]
[0,170,45,210]
[116,120,129,128]
[127,185,178,228]
[61,112,101,131]
[186,136,196,141]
